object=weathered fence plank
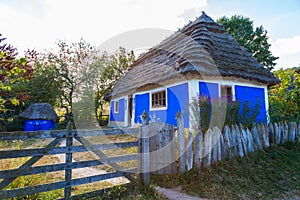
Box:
[289,122,296,142]
[65,122,73,199]
[0,172,124,199]
[211,127,222,163]
[169,127,177,174]
[230,125,237,157]
[223,126,231,158]
[0,154,137,179]
[235,125,244,157]
[215,127,222,162]
[156,128,164,174]
[251,125,262,151]
[240,125,248,155]
[246,128,255,153]
[186,131,193,170]
[138,111,150,184]
[176,112,186,173]
[274,122,280,145]
[194,129,203,167]
[203,129,212,168]
[0,128,138,141]
[283,122,289,142]
[0,141,138,159]
[268,123,275,146]
[219,131,226,160]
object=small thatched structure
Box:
[112,11,280,98]
[19,103,59,121]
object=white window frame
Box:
[150,89,167,110]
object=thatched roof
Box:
[112,12,280,97]
[19,103,59,121]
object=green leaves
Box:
[268,67,300,122]
[0,33,34,130]
[217,15,278,70]
[10,98,19,106]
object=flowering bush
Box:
[190,95,260,133]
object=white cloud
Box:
[0,0,207,54]
[270,35,300,69]
[271,35,300,55]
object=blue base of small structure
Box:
[24,120,55,131]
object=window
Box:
[114,100,119,113]
[221,85,232,100]
[151,90,166,108]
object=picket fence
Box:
[175,112,300,172]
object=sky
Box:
[0,0,300,70]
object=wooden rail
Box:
[0,123,139,199]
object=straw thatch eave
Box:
[111,11,280,98]
[19,103,59,121]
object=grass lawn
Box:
[153,142,300,199]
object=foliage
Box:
[40,39,99,115]
[0,34,35,131]
[190,95,260,133]
[70,46,134,127]
[25,61,62,106]
[268,67,300,123]
[217,15,278,70]
[93,47,135,125]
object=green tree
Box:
[26,60,62,106]
[93,47,135,125]
[0,34,35,131]
[217,15,278,70]
[41,39,99,115]
[268,67,300,122]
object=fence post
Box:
[65,121,73,199]
[138,111,150,185]
[141,110,149,126]
[176,112,186,173]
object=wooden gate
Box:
[0,123,138,199]
[0,116,180,198]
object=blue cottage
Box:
[19,103,59,131]
[108,12,280,129]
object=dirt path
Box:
[56,139,129,185]
[155,186,209,200]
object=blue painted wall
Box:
[235,85,266,123]
[199,82,219,98]
[198,82,219,126]
[134,93,149,124]
[110,98,125,122]
[134,83,189,128]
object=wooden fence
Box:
[175,112,300,172]
[0,122,139,199]
[1,112,299,198]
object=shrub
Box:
[190,95,260,133]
